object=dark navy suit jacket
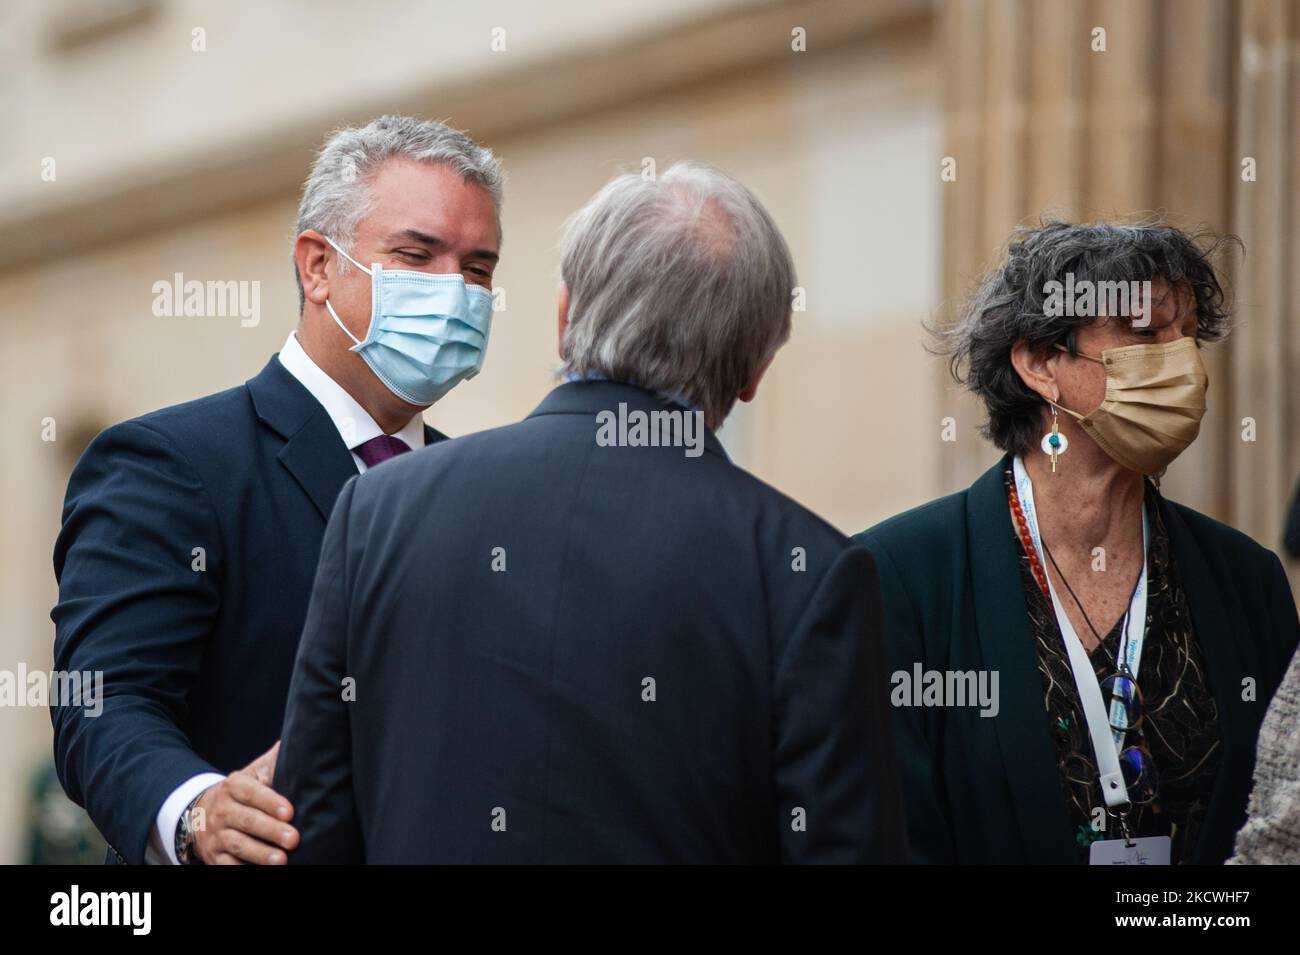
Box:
[274,381,907,863]
[51,355,446,863]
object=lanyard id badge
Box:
[1011,456,1168,864]
[1089,834,1172,865]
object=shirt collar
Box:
[277,331,425,454]
[563,370,699,414]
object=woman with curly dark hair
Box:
[856,221,1300,864]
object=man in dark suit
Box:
[51,116,504,865]
[275,162,905,863]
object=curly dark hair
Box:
[938,219,1239,457]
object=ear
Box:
[295,231,333,307]
[738,356,774,404]
[556,283,570,361]
[1009,339,1062,404]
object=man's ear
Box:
[295,231,333,307]
[557,283,570,361]
[738,356,775,404]
[1009,339,1061,404]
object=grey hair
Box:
[937,218,1239,457]
[558,162,795,429]
[293,115,504,311]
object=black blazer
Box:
[274,380,906,863]
[1285,477,1300,558]
[51,356,446,864]
[854,454,1300,864]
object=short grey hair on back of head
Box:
[558,162,796,429]
[293,114,504,311]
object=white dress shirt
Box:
[277,330,426,472]
[145,331,425,863]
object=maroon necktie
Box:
[354,434,411,469]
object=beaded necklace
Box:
[1008,483,1050,596]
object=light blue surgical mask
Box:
[324,237,494,406]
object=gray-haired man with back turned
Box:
[274,163,907,863]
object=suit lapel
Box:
[1159,501,1241,746]
[1159,499,1243,862]
[246,357,359,522]
[967,455,1077,863]
[278,413,360,521]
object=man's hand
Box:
[192,741,299,865]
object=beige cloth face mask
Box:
[1048,337,1209,476]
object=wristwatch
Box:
[175,792,205,865]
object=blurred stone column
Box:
[1149,0,1235,520]
[1229,0,1298,577]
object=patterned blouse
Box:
[1005,465,1222,863]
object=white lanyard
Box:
[1011,456,1149,809]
